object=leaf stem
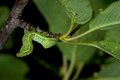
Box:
[66,20,74,36]
[63,45,77,80]
[62,56,68,76]
[63,41,95,47]
[72,63,84,80]
[65,24,114,41]
[65,29,95,41]
[61,20,74,39]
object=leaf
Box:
[0,6,9,28]
[94,78,120,80]
[0,54,29,80]
[59,0,93,24]
[89,0,120,31]
[33,0,71,33]
[92,41,120,60]
[71,0,120,60]
[58,42,96,63]
[81,29,120,60]
[75,32,103,62]
[93,61,120,80]
[95,29,120,60]
[33,0,96,63]
[58,25,101,63]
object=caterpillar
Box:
[16,21,61,57]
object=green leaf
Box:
[92,41,120,60]
[33,0,95,63]
[59,0,93,24]
[58,25,101,63]
[0,6,9,28]
[81,30,120,60]
[0,54,29,80]
[89,0,120,31]
[94,78,120,80]
[58,42,96,63]
[76,31,104,62]
[93,61,120,80]
[70,0,120,60]
[94,30,120,60]
[33,0,71,33]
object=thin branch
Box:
[64,20,74,37]
[10,0,29,19]
[62,56,68,76]
[0,0,29,50]
[63,45,77,80]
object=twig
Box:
[0,0,29,50]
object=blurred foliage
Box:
[0,54,29,80]
[33,0,120,80]
[0,6,13,49]
[0,6,9,28]
[0,6,28,80]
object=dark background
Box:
[0,0,62,80]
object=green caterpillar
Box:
[16,25,60,57]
